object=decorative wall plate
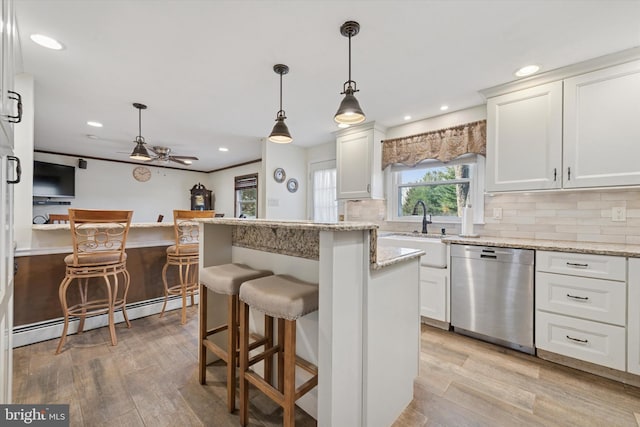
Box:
[286,178,298,193]
[133,166,151,182]
[273,167,286,183]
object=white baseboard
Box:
[12,295,199,348]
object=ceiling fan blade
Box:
[147,145,159,155]
[170,155,199,160]
[170,158,192,165]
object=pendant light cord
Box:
[348,32,352,84]
[280,71,283,113]
[138,108,142,138]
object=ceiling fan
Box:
[128,102,199,166]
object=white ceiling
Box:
[16,0,640,172]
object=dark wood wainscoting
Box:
[14,246,181,326]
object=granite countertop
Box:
[443,235,640,258]
[32,222,175,230]
[373,246,425,270]
[196,218,379,232]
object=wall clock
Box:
[132,166,151,182]
[286,178,298,193]
[273,167,286,183]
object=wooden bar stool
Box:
[159,209,214,324]
[239,274,319,427]
[56,209,133,354]
[199,263,273,413]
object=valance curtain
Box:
[381,120,486,169]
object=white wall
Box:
[385,104,486,139]
[207,161,261,218]
[262,141,307,220]
[31,152,208,223]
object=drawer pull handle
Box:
[566,262,589,268]
[566,294,589,301]
[566,335,589,344]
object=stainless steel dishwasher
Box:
[450,244,535,354]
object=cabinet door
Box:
[628,258,640,375]
[0,0,14,148]
[420,266,447,322]
[337,130,373,199]
[486,81,563,192]
[563,60,640,188]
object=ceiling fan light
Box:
[334,91,366,124]
[130,142,151,161]
[269,118,293,144]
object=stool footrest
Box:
[206,324,228,337]
[295,356,318,376]
[248,345,280,367]
[245,371,284,407]
[295,376,318,401]
[202,339,229,364]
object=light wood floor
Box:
[393,324,640,427]
[13,311,640,426]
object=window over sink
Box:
[387,154,484,223]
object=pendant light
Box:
[130,102,151,160]
[268,64,292,143]
[334,20,365,125]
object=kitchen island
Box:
[198,218,423,427]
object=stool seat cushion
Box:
[166,244,199,255]
[64,252,127,266]
[240,274,319,320]
[200,263,273,295]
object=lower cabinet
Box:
[535,250,627,372]
[420,266,448,323]
[628,258,640,375]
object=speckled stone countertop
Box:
[373,246,424,270]
[32,222,174,230]
[196,218,379,231]
[443,235,640,258]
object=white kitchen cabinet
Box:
[336,122,385,199]
[486,81,563,192]
[420,266,448,323]
[485,56,640,192]
[628,258,640,375]
[535,251,627,371]
[0,0,18,148]
[563,60,640,188]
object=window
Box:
[234,173,258,218]
[310,160,337,222]
[389,155,484,223]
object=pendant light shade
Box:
[335,21,365,125]
[268,64,292,144]
[130,103,152,160]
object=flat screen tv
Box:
[33,161,76,198]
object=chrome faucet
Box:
[412,200,432,234]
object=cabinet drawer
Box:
[420,266,448,322]
[536,272,626,326]
[535,311,625,370]
[536,251,626,281]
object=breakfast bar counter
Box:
[198,218,423,427]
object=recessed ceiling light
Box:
[403,115,411,121]
[30,34,64,50]
[440,105,449,111]
[515,64,540,77]
[86,134,98,140]
[218,147,229,152]
[87,121,103,128]
[337,123,350,129]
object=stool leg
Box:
[277,318,285,392]
[55,275,73,355]
[159,260,170,318]
[283,319,296,427]
[264,314,274,385]
[226,294,238,413]
[198,284,208,384]
[77,278,88,334]
[239,300,250,426]
[180,262,188,325]
[104,275,117,346]
[121,269,131,328]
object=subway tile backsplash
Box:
[347,188,640,244]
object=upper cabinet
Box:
[486,81,563,192]
[336,122,386,199]
[0,0,19,149]
[485,54,640,192]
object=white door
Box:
[485,81,563,192]
[309,160,337,222]
[0,152,16,403]
[563,60,640,188]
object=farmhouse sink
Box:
[378,233,447,268]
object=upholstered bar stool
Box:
[239,274,319,427]
[56,209,133,354]
[199,263,273,413]
[159,209,214,324]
